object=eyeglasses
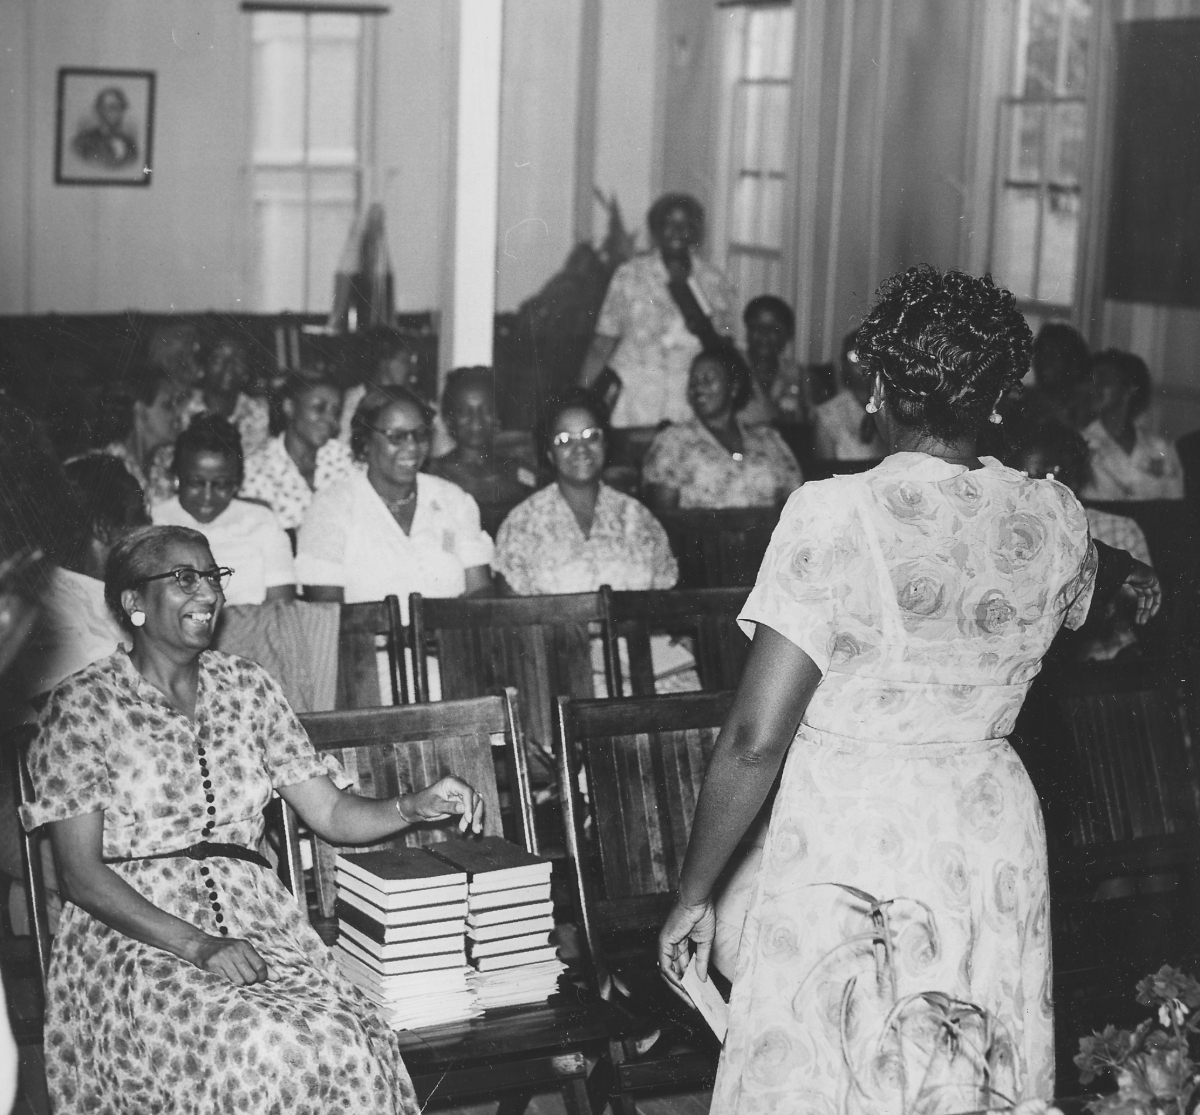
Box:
[551,427,603,448]
[178,476,239,498]
[370,426,432,448]
[138,567,234,595]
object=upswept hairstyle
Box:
[441,366,497,421]
[855,265,1032,442]
[172,414,244,481]
[690,345,752,411]
[647,193,705,248]
[104,524,212,632]
[742,295,796,339]
[94,366,173,445]
[349,385,436,461]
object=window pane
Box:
[307,170,359,314]
[1022,0,1062,97]
[994,185,1039,300]
[1036,188,1079,305]
[1064,0,1092,93]
[1046,101,1085,186]
[738,83,790,174]
[1007,103,1045,182]
[745,6,794,80]
[254,169,307,312]
[252,13,306,163]
[728,251,782,302]
[308,15,360,165]
[731,175,784,249]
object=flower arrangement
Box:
[1075,966,1200,1114]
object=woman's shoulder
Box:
[42,650,130,711]
[419,471,481,508]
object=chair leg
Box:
[601,1039,638,1115]
[495,1091,534,1115]
[561,1075,594,1115]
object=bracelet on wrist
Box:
[394,796,414,824]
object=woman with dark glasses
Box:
[152,414,295,605]
[296,385,492,622]
[494,389,676,594]
[20,523,484,1113]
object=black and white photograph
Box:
[54,68,154,186]
[3,2,1200,1114]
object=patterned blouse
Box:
[240,434,359,531]
[20,650,347,856]
[642,418,803,509]
[495,483,678,594]
[596,253,737,428]
[99,441,177,506]
[1080,419,1185,501]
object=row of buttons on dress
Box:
[195,740,226,936]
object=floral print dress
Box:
[714,453,1096,1114]
[20,650,419,1115]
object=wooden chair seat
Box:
[600,586,750,696]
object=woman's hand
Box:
[1118,559,1162,625]
[658,898,716,991]
[401,777,484,834]
[188,935,272,986]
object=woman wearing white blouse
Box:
[297,387,492,622]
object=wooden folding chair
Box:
[600,586,750,696]
[555,691,737,1109]
[658,508,779,589]
[278,693,632,1114]
[337,595,408,708]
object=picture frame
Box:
[54,67,155,186]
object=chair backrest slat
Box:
[601,586,750,695]
[1058,661,1200,848]
[555,691,734,986]
[290,692,531,920]
[336,595,406,708]
[659,508,779,589]
[7,725,51,980]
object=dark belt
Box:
[104,841,271,870]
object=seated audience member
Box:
[642,347,803,513]
[738,295,808,425]
[297,386,492,619]
[241,375,355,532]
[189,332,271,457]
[152,416,295,606]
[1011,419,1150,660]
[20,523,481,1114]
[810,330,887,462]
[146,319,205,394]
[1024,321,1089,428]
[1079,349,1184,501]
[495,391,677,594]
[339,328,452,455]
[91,366,183,505]
[18,457,148,702]
[426,366,537,536]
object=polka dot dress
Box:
[21,650,420,1115]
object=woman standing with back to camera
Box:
[659,266,1160,1111]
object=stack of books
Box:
[428,837,564,1010]
[333,848,482,1028]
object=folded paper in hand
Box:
[680,956,729,1043]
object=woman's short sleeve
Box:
[250,662,351,790]
[20,679,114,830]
[295,483,352,586]
[259,509,297,589]
[641,427,687,490]
[1061,538,1099,632]
[760,427,804,490]
[596,263,633,337]
[494,503,536,594]
[738,484,848,674]
[449,488,496,569]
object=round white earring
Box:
[865,398,880,415]
[129,609,146,628]
[988,410,1003,425]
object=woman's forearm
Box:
[320,793,415,845]
[56,852,210,964]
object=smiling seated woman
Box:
[152,415,295,606]
[20,524,483,1114]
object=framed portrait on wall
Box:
[55,68,155,186]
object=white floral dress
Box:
[21,650,419,1115]
[714,453,1096,1114]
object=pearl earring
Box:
[865,398,880,415]
[130,609,146,628]
[988,410,1003,425]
